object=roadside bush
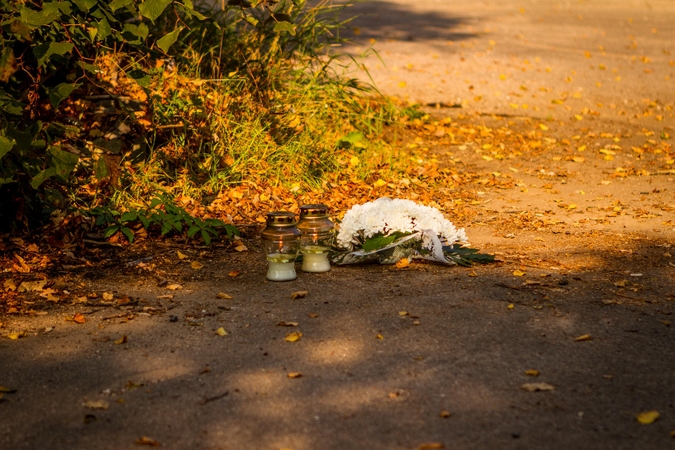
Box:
[0,0,396,234]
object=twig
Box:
[613,291,646,301]
[156,123,185,129]
[199,391,229,405]
[126,257,153,267]
[495,282,525,290]
[83,239,123,248]
[84,302,115,307]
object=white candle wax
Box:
[301,247,331,273]
[266,254,297,281]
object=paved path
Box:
[344,0,674,125]
[1,2,675,449]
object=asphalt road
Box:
[343,0,674,124]
[1,1,674,449]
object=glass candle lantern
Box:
[261,211,301,281]
[297,204,335,273]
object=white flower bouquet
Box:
[331,198,493,266]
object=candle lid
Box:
[297,204,334,237]
[262,211,301,243]
[299,204,329,218]
[266,211,297,226]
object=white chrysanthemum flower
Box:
[336,197,469,250]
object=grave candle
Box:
[261,211,301,281]
[297,204,335,273]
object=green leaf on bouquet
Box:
[362,235,396,252]
[362,231,411,252]
[443,246,495,266]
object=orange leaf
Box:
[395,258,410,269]
[135,436,160,446]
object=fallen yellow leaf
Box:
[114,335,128,345]
[508,304,514,309]
[234,244,248,252]
[285,332,302,342]
[73,313,86,324]
[228,270,240,277]
[575,334,592,341]
[439,410,452,418]
[3,279,16,291]
[167,284,182,290]
[216,292,232,299]
[521,382,555,392]
[287,372,303,378]
[375,334,384,340]
[572,156,585,163]
[513,269,526,277]
[191,261,204,270]
[177,251,188,260]
[525,369,540,377]
[636,410,660,425]
[374,179,387,188]
[216,327,228,336]
[398,311,409,317]
[7,332,22,340]
[83,400,110,410]
[135,436,160,446]
[17,279,47,293]
[418,443,445,450]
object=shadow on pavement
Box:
[335,0,478,45]
[1,233,674,449]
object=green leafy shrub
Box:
[86,194,239,245]
[0,0,212,228]
[0,0,397,231]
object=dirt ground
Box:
[2,1,675,449]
